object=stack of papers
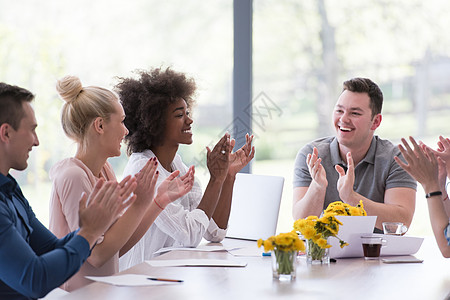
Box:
[154,244,263,257]
[85,274,182,286]
[146,259,247,267]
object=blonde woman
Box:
[49,76,194,291]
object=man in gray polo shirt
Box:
[292,78,417,232]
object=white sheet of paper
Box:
[85,274,181,286]
[153,245,227,255]
[381,255,423,263]
[40,288,69,299]
[228,246,264,257]
[146,259,247,267]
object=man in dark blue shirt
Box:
[0,82,131,299]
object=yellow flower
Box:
[311,233,322,243]
[257,239,263,248]
[340,241,349,248]
[334,217,343,226]
[294,237,306,252]
[316,237,329,248]
[349,207,359,216]
[294,200,369,253]
[293,219,307,232]
[325,224,338,235]
[258,231,305,252]
[323,200,368,217]
[357,200,367,216]
[302,226,316,240]
[263,240,274,252]
[319,215,331,224]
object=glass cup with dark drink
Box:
[361,235,387,260]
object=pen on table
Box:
[147,277,184,283]
[262,252,271,257]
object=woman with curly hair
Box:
[49,75,194,291]
[116,67,254,270]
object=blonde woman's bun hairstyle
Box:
[57,75,118,149]
[56,75,83,104]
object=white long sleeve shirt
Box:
[118,150,227,271]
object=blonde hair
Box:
[56,75,118,149]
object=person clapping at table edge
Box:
[115,67,255,271]
[292,77,417,232]
[394,136,450,258]
[0,82,133,299]
[48,76,194,291]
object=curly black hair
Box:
[115,67,196,155]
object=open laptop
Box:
[328,216,424,258]
[226,173,284,241]
[328,215,377,258]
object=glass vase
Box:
[272,249,297,281]
[306,239,330,265]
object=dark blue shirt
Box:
[0,173,91,299]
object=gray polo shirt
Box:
[293,136,417,210]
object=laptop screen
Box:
[226,173,284,241]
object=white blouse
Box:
[119,150,227,271]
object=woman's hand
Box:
[206,133,231,183]
[133,157,159,207]
[78,179,133,247]
[117,175,137,207]
[227,133,255,177]
[155,166,195,208]
[421,136,450,177]
[394,136,440,192]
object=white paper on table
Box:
[85,274,181,286]
[153,245,228,255]
[228,246,264,257]
[146,259,247,267]
[39,288,69,299]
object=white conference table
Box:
[60,237,450,300]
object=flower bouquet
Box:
[324,200,367,217]
[258,231,305,280]
[294,200,367,264]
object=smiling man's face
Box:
[332,90,380,151]
[4,101,39,174]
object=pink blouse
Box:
[49,158,117,291]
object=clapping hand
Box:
[420,136,450,177]
[394,136,440,191]
[206,133,231,182]
[78,179,135,245]
[307,147,327,188]
[335,152,357,205]
[156,166,195,208]
[228,133,255,177]
[133,157,159,207]
[118,175,137,206]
